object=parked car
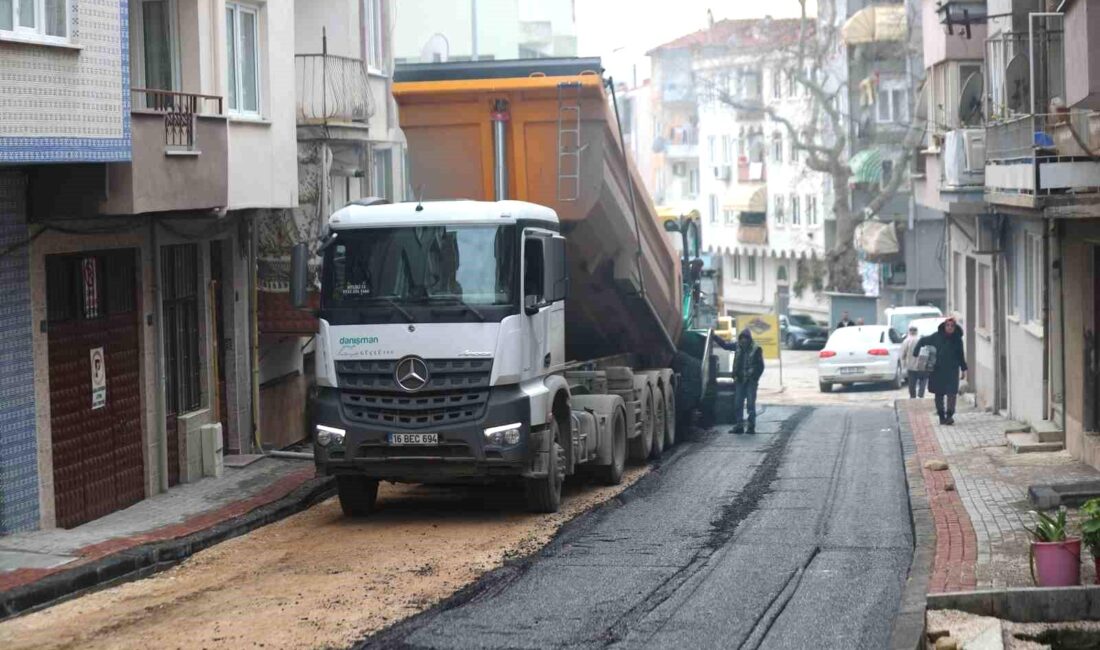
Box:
[713,315,735,343]
[908,316,946,339]
[884,305,943,337]
[780,313,828,350]
[818,325,904,392]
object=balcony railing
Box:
[985,110,1100,201]
[132,88,223,150]
[295,54,374,124]
[986,26,1063,119]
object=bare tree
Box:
[706,0,925,294]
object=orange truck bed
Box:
[393,59,683,365]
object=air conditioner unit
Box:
[713,165,731,181]
[673,162,687,176]
[963,129,986,173]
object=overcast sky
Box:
[576,0,817,83]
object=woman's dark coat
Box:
[913,322,968,395]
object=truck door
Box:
[522,234,550,377]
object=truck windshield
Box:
[322,225,517,313]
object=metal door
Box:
[46,250,144,528]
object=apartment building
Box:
[0,0,297,532]
[255,0,407,446]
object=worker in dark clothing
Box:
[712,328,766,434]
[836,311,855,329]
[913,316,968,425]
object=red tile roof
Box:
[648,17,809,54]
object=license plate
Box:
[840,366,863,375]
[389,433,439,445]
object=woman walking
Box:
[913,316,967,425]
[899,325,927,398]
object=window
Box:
[747,255,757,282]
[138,0,178,96]
[688,168,700,196]
[1,0,68,40]
[978,263,991,331]
[524,238,545,304]
[709,194,719,223]
[806,195,818,225]
[1024,232,1043,324]
[748,131,764,163]
[876,84,909,124]
[731,252,741,280]
[787,69,797,97]
[742,69,761,100]
[774,195,785,225]
[790,195,800,225]
[772,69,782,99]
[952,252,963,312]
[777,265,789,283]
[771,134,783,163]
[373,147,393,201]
[708,136,717,164]
[162,244,202,415]
[788,137,797,163]
[226,3,260,115]
[720,135,731,164]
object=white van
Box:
[884,305,943,336]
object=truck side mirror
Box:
[290,242,309,309]
[524,294,540,316]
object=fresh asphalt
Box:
[360,405,913,650]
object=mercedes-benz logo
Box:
[394,356,430,392]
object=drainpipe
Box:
[249,214,262,453]
[150,221,169,492]
[1057,219,1067,432]
[491,100,509,200]
[1042,219,1052,421]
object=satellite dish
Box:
[420,33,449,64]
[958,72,983,126]
[1005,55,1030,113]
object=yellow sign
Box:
[735,313,781,360]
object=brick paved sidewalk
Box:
[0,457,316,594]
[899,400,1100,593]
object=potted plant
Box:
[1026,508,1081,587]
[1080,498,1100,584]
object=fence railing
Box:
[295,54,374,124]
[985,25,1063,119]
[986,111,1099,161]
[132,88,224,150]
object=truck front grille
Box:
[335,358,492,430]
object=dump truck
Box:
[290,58,714,515]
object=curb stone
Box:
[0,476,335,621]
[889,401,936,650]
[927,586,1100,622]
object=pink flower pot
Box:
[1031,539,1081,587]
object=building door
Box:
[210,240,229,451]
[162,244,201,486]
[1089,247,1100,432]
[46,250,144,528]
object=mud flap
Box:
[522,428,549,479]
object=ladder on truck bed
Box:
[556,81,585,201]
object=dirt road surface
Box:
[0,468,647,650]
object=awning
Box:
[721,185,767,213]
[849,148,883,184]
[841,5,907,45]
[657,203,701,226]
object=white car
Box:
[884,305,943,337]
[818,325,904,392]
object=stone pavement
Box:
[0,457,315,593]
[899,399,1100,593]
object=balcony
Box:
[984,111,1100,209]
[664,128,698,159]
[99,88,228,215]
[296,54,374,126]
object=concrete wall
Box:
[0,173,39,533]
[1065,0,1100,110]
[296,0,360,58]
[0,0,130,163]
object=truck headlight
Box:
[316,424,346,447]
[484,422,522,446]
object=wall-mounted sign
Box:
[90,347,106,409]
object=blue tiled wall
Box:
[0,174,39,533]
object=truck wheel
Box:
[649,385,665,459]
[594,405,627,485]
[664,387,677,448]
[525,419,564,513]
[336,476,379,517]
[628,380,654,463]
